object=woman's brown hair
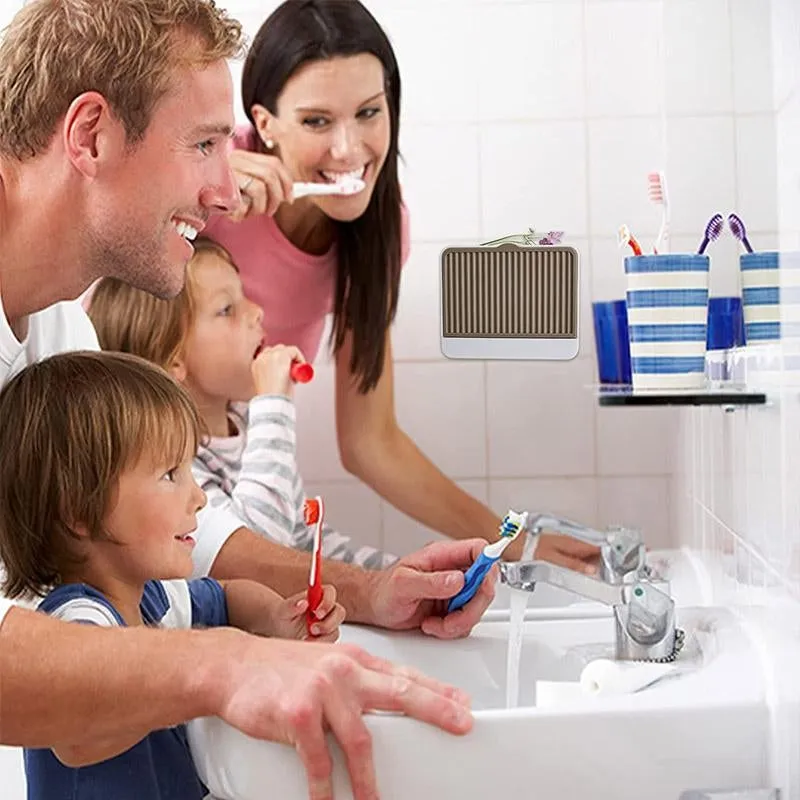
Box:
[241,0,403,392]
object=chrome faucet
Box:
[499,560,684,662]
[526,513,659,586]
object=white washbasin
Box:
[189,607,769,800]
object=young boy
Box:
[0,351,343,800]
[87,238,396,572]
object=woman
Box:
[205,0,597,572]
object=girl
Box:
[88,239,395,570]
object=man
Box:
[0,2,483,798]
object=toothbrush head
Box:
[304,497,323,526]
[728,212,754,253]
[332,176,366,195]
[728,213,745,240]
[498,510,529,541]
[647,171,668,205]
[617,224,643,256]
[697,213,724,254]
[705,213,724,243]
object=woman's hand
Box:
[228,148,294,221]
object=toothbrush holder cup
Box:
[624,254,710,390]
[740,251,800,343]
[592,300,632,385]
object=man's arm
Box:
[0,605,472,800]
[0,606,217,749]
[210,525,381,625]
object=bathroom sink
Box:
[188,607,769,800]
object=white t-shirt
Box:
[0,292,100,387]
[0,290,101,620]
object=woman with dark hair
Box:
[206,0,598,572]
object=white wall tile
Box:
[400,123,482,241]
[394,361,487,480]
[669,234,746,298]
[597,476,673,548]
[776,93,800,238]
[665,116,737,235]
[295,363,353,482]
[735,115,779,232]
[480,121,588,241]
[572,236,595,360]
[486,359,596,478]
[304,480,384,552]
[382,480,489,557]
[392,241,447,362]
[378,5,480,124]
[489,477,599,528]
[595,406,679,476]
[476,4,586,122]
[770,0,800,108]
[585,2,664,117]
[588,117,666,238]
[664,0,734,115]
[731,0,776,114]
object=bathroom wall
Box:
[671,0,800,795]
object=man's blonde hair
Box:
[88,237,236,370]
[0,0,245,159]
[0,351,202,600]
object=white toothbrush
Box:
[647,171,670,254]
[293,177,365,199]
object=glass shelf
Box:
[597,385,767,407]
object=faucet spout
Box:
[498,560,626,606]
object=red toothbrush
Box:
[303,496,324,635]
[290,361,314,384]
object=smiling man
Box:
[0,3,477,800]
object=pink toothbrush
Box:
[647,171,670,254]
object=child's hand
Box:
[275,585,345,643]
[252,344,307,397]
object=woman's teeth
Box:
[320,166,367,184]
[172,220,199,241]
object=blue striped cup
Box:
[740,251,800,342]
[625,254,710,390]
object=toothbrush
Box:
[293,176,365,199]
[647,171,670,254]
[304,497,325,635]
[728,213,754,253]
[446,510,528,614]
[290,361,314,384]
[697,213,724,255]
[617,224,643,256]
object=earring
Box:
[265,137,275,150]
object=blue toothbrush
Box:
[447,510,528,614]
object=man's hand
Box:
[210,630,473,800]
[366,539,495,639]
[534,533,600,575]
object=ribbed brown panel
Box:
[441,247,578,338]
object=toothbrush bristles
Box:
[647,172,665,203]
